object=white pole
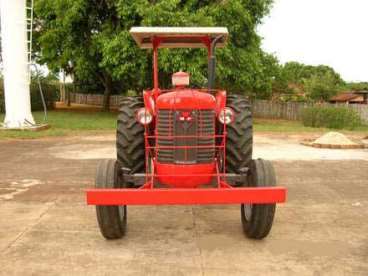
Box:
[1,0,35,128]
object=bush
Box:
[30,82,59,111]
[302,106,362,130]
[0,81,58,113]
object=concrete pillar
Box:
[1,0,35,128]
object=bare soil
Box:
[0,133,367,275]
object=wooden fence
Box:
[69,93,121,107]
[251,100,312,121]
[251,100,368,123]
[69,93,368,123]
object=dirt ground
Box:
[0,133,367,275]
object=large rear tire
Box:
[241,159,276,239]
[225,95,253,174]
[95,159,127,239]
[117,97,145,186]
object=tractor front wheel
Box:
[241,159,276,239]
[95,159,127,239]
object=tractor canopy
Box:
[130,27,229,91]
[129,27,228,49]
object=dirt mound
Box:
[302,132,365,149]
[313,132,357,146]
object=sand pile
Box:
[313,132,357,146]
[303,132,364,149]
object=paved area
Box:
[48,134,368,161]
[0,134,367,275]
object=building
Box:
[329,90,368,105]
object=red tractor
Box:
[86,27,286,240]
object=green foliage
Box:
[34,0,277,100]
[30,82,59,111]
[274,62,345,101]
[126,89,138,97]
[345,82,368,91]
[303,72,340,101]
[301,106,362,130]
[281,62,343,84]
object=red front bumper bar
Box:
[86,186,286,206]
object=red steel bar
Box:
[86,187,286,206]
[148,145,223,149]
[153,37,160,99]
[146,134,225,139]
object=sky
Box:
[258,0,368,82]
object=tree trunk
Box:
[102,74,113,111]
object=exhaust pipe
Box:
[208,35,223,90]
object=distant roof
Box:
[330,92,362,102]
[130,27,228,49]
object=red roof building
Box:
[330,91,368,104]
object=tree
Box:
[280,62,344,85]
[34,0,127,110]
[304,72,341,101]
[346,82,368,91]
[34,0,277,109]
[274,61,345,102]
[116,0,279,95]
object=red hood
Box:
[156,89,216,110]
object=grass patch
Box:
[253,118,368,134]
[0,110,117,139]
[0,110,367,139]
[254,119,328,132]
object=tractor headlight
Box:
[218,107,234,125]
[137,108,153,125]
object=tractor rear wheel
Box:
[95,159,127,239]
[117,97,145,186]
[241,159,276,239]
[225,95,253,175]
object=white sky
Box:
[258,0,368,82]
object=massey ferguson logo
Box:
[178,111,195,130]
[179,111,193,122]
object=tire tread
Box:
[241,159,276,239]
[226,94,253,173]
[95,159,126,239]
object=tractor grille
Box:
[157,109,215,164]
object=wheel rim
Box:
[243,204,252,221]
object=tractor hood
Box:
[156,89,216,110]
